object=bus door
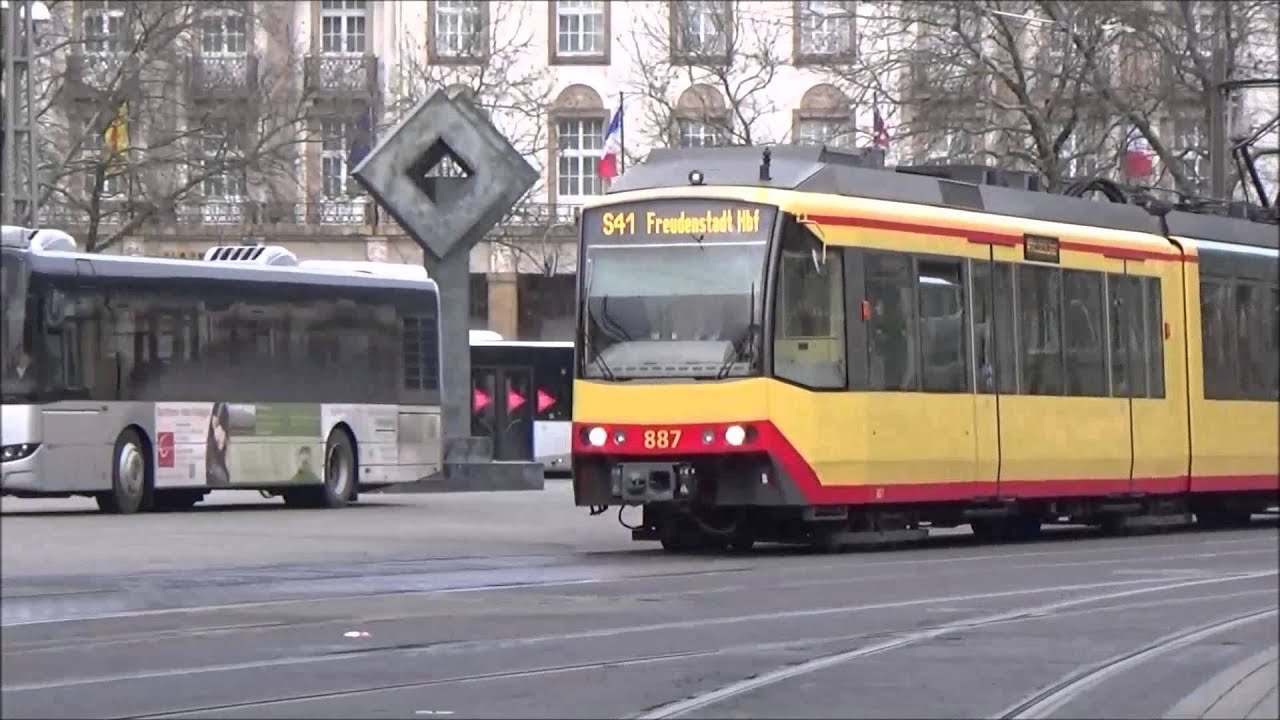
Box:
[472,365,535,461]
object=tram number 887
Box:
[643,429,682,449]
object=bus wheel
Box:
[285,431,357,509]
[97,429,151,515]
[320,430,357,508]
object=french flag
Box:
[1125,133,1153,178]
[598,100,623,180]
[872,103,890,149]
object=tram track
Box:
[996,607,1279,719]
[4,527,1275,719]
[633,570,1278,719]
[108,586,1279,720]
[3,569,1269,719]
[5,540,1272,656]
[4,531,1270,633]
[6,573,1225,693]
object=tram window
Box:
[1236,282,1274,400]
[991,262,1018,394]
[917,259,967,392]
[1199,279,1235,399]
[1062,270,1106,397]
[1110,274,1147,398]
[773,220,846,389]
[1144,278,1165,398]
[865,252,917,391]
[971,262,995,393]
[1269,286,1280,400]
[1017,265,1063,396]
[1234,284,1254,396]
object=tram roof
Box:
[1163,209,1278,250]
[607,145,1276,248]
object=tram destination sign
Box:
[585,198,778,245]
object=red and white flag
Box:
[1125,133,1153,178]
[872,103,890,149]
[598,100,623,180]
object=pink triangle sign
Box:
[537,389,556,414]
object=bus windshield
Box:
[1,251,33,401]
[579,199,777,380]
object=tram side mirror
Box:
[798,219,828,273]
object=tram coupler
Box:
[611,461,698,505]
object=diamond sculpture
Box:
[350,90,538,261]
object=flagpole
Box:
[618,91,625,175]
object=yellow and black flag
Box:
[102,102,129,176]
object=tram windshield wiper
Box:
[584,307,618,382]
[582,267,621,382]
[715,282,757,380]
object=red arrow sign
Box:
[507,389,527,413]
[537,389,556,414]
[473,388,492,413]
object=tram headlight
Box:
[1,443,39,462]
[724,425,747,447]
[587,427,608,447]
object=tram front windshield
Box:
[579,199,777,380]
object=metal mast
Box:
[1,0,41,226]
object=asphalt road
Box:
[3,482,1277,719]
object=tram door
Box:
[471,366,535,461]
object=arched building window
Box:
[550,84,607,204]
[793,84,854,148]
[674,84,729,148]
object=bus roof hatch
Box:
[203,245,299,266]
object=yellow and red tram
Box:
[570,147,1279,551]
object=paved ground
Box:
[2,484,1277,719]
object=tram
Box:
[568,146,1279,551]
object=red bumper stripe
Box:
[573,421,1278,504]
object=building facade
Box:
[29,0,1279,341]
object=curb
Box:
[1165,645,1279,719]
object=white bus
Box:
[1,228,444,513]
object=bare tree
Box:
[32,0,316,252]
[788,1,915,149]
[386,1,557,272]
[622,0,786,149]
[387,2,551,185]
[1041,0,1277,199]
[803,0,1275,197]
[808,1,1123,189]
